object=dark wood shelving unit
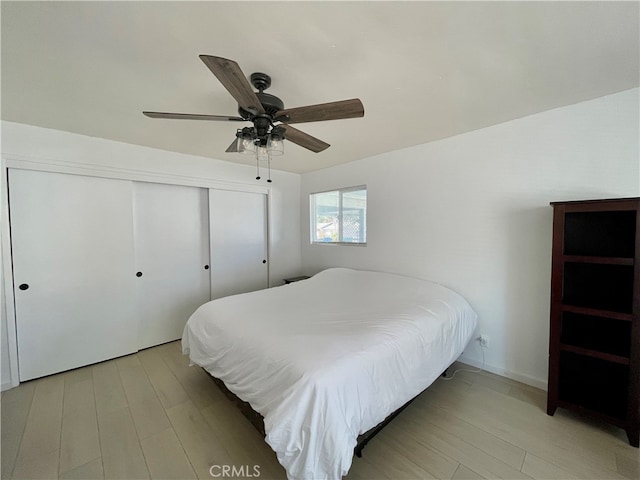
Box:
[547,197,639,447]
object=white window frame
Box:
[310,185,367,246]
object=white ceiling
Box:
[2,1,638,174]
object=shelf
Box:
[559,344,630,365]
[558,351,629,420]
[560,311,632,358]
[562,255,633,266]
[563,210,636,258]
[561,305,632,321]
[563,262,634,314]
[556,400,627,429]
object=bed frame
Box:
[207,367,450,458]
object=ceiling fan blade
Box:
[143,111,245,121]
[225,138,239,153]
[199,55,265,115]
[277,98,364,124]
[281,125,330,153]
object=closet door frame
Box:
[1,154,271,389]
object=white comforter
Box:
[182,268,477,480]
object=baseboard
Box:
[1,380,16,392]
[458,355,548,392]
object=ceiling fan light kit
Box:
[143,55,365,182]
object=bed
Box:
[182,267,477,480]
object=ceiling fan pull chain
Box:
[267,155,272,183]
[256,156,261,180]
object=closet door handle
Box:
[262,259,267,264]
[204,265,209,270]
[19,283,29,291]
[136,272,143,277]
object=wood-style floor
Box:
[1,340,637,479]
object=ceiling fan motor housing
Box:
[235,73,284,119]
[238,91,284,119]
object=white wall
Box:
[1,121,302,389]
[300,88,640,389]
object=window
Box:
[310,186,367,245]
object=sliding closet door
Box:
[209,189,268,299]
[9,169,137,381]
[133,182,210,349]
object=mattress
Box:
[183,267,478,479]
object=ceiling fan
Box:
[143,55,365,179]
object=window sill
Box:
[310,242,367,247]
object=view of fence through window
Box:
[311,186,367,244]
